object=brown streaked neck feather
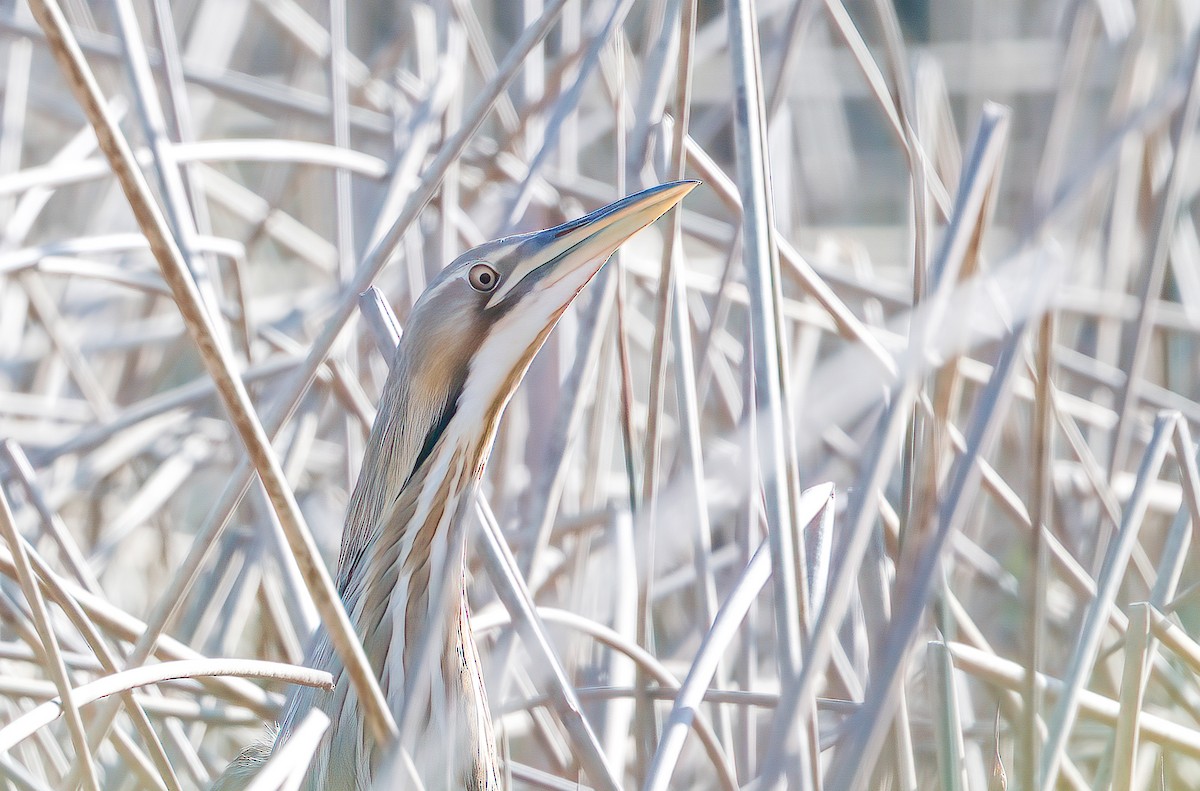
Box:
[336,309,476,584]
[279,419,502,790]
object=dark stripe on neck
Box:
[403,383,464,491]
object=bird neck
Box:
[329,415,498,786]
[323,329,520,789]
[336,347,463,571]
[336,393,501,664]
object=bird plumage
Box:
[215,181,697,791]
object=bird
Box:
[215,180,698,791]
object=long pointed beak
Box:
[487,180,700,307]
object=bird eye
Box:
[468,262,500,292]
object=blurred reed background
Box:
[0,0,1198,788]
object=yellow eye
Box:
[468,262,500,292]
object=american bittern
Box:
[216,181,697,790]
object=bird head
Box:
[383,180,699,486]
